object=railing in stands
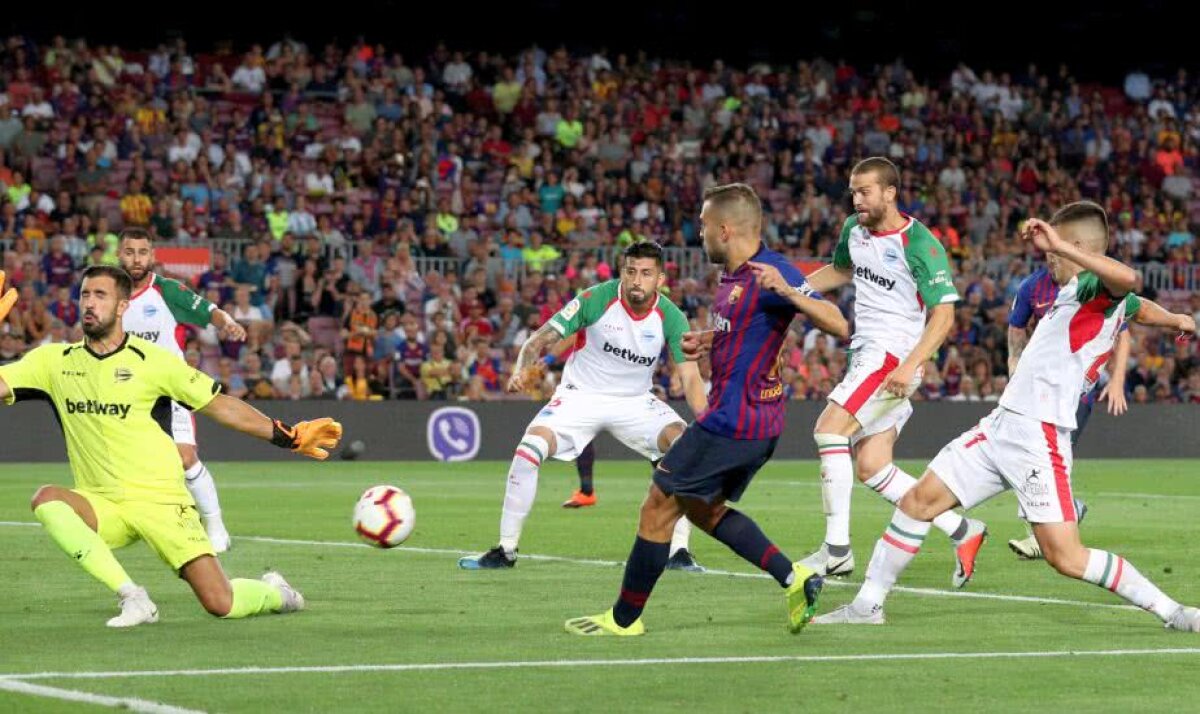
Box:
[3,237,1197,292]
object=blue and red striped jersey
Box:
[1009,266,1059,328]
[697,244,823,440]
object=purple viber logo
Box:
[427,407,481,462]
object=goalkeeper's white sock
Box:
[862,463,967,540]
[853,508,931,611]
[816,434,854,549]
[669,517,692,557]
[498,434,549,555]
[1082,548,1179,621]
[184,460,224,523]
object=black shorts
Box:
[652,424,778,504]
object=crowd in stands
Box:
[0,34,1196,404]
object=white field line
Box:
[5,648,1200,681]
[0,522,1139,612]
[0,679,205,713]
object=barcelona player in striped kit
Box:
[566,184,850,636]
[1006,264,1131,559]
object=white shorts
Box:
[170,402,197,446]
[929,407,1078,524]
[528,387,686,461]
[829,344,919,445]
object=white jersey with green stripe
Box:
[123,273,217,359]
[1000,271,1140,429]
[547,280,687,397]
[834,214,959,354]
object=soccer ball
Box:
[353,485,415,548]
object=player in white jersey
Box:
[814,201,1200,631]
[119,228,247,552]
[459,242,710,570]
[799,157,986,587]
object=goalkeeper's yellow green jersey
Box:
[0,334,221,504]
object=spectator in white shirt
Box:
[1114,212,1147,255]
[270,341,310,395]
[442,52,473,94]
[1148,87,1176,120]
[21,87,54,120]
[306,161,335,197]
[938,156,967,192]
[287,195,318,236]
[167,129,199,165]
[231,52,267,93]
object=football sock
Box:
[854,508,931,611]
[184,460,224,524]
[612,536,670,627]
[816,433,854,549]
[1082,549,1179,620]
[576,442,595,496]
[669,517,692,557]
[710,509,793,588]
[826,542,851,558]
[34,501,132,593]
[862,463,967,540]
[499,434,549,554]
[223,578,285,618]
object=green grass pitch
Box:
[1,458,1198,712]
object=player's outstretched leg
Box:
[853,430,987,589]
[181,556,303,618]
[31,486,158,628]
[183,456,231,553]
[665,517,704,572]
[686,499,821,633]
[460,429,554,569]
[563,441,597,508]
[1036,523,1199,631]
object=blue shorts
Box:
[652,424,778,504]
[1072,390,1096,448]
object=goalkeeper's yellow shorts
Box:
[74,489,215,572]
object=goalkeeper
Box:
[2,266,343,627]
[459,242,708,570]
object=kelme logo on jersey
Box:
[129,330,160,343]
[65,399,131,419]
[855,265,896,291]
[602,341,656,367]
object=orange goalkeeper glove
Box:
[271,417,344,460]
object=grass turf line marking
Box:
[0,523,1139,612]
[5,648,1200,681]
[0,679,205,713]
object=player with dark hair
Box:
[459,241,707,572]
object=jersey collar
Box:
[83,332,130,361]
[868,214,914,238]
[730,243,767,277]
[618,283,658,321]
[129,272,158,301]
